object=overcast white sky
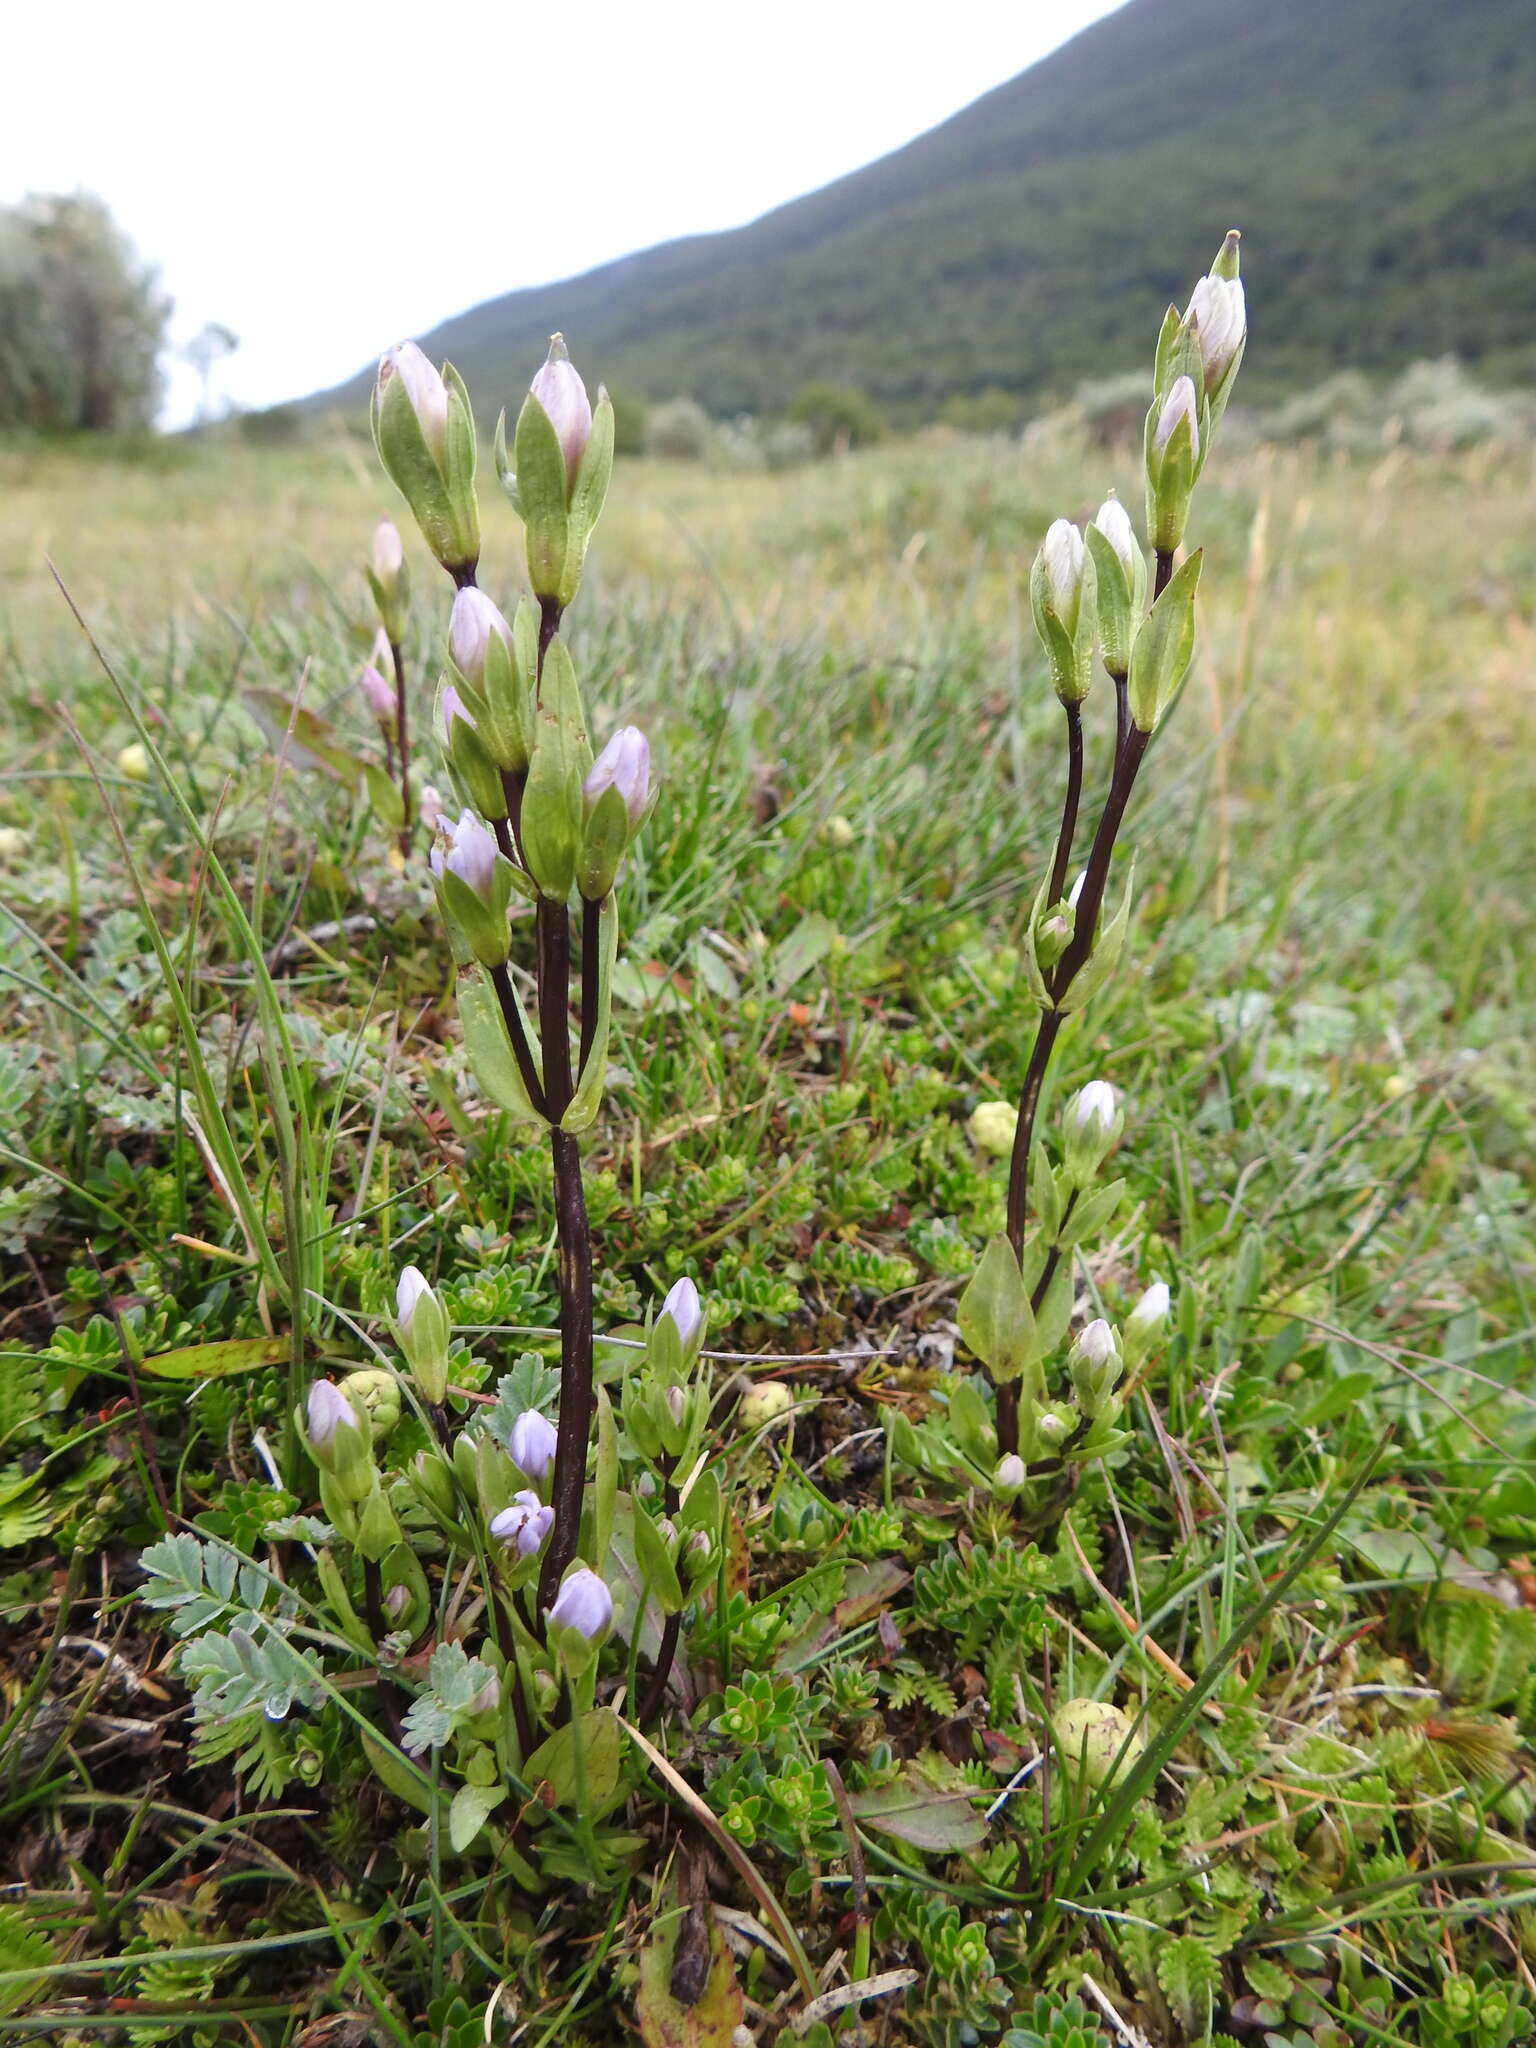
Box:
[4,0,1121,428]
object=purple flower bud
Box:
[1185,274,1246,392]
[420,784,446,830]
[395,1265,432,1330]
[530,335,593,490]
[441,683,475,740]
[1092,495,1138,577]
[468,1672,501,1716]
[370,626,393,671]
[660,1276,702,1350]
[508,1408,558,1483]
[490,1490,554,1556]
[359,664,395,721]
[372,516,404,581]
[306,1377,359,1449]
[665,1386,686,1426]
[383,1582,411,1619]
[583,726,651,830]
[1153,375,1200,463]
[547,1566,613,1640]
[448,587,513,687]
[429,809,500,900]
[377,342,449,465]
[995,1453,1026,1495]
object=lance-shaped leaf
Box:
[457,967,543,1123]
[958,1234,1038,1386]
[1127,551,1202,734]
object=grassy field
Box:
[1,420,1534,2046]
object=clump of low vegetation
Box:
[0,223,1533,2048]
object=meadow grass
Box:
[0,425,1533,2045]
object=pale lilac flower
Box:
[429,809,499,899]
[530,336,593,489]
[359,665,395,721]
[448,587,513,685]
[508,1409,558,1483]
[491,1490,555,1556]
[548,1567,613,1639]
[1153,375,1200,463]
[395,1266,432,1331]
[377,342,449,465]
[306,1378,359,1449]
[660,1276,702,1350]
[384,1582,411,1619]
[419,784,446,831]
[583,726,651,829]
[441,683,474,739]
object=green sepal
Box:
[1030,544,1097,705]
[1151,305,1182,398]
[365,562,410,644]
[396,1285,451,1404]
[593,1385,619,1578]
[1208,337,1246,433]
[947,1375,997,1466]
[457,966,544,1123]
[493,407,521,518]
[1030,1143,1064,1242]
[521,638,590,900]
[1057,856,1136,1015]
[576,782,630,902]
[679,1465,721,1538]
[564,895,618,1132]
[439,362,482,570]
[1144,399,1199,555]
[562,389,615,604]
[315,1546,374,1653]
[958,1234,1038,1385]
[371,373,458,571]
[1057,1178,1126,1251]
[621,1371,663,1461]
[514,390,573,603]
[1020,872,1064,1011]
[632,1499,685,1615]
[380,1542,430,1638]
[435,856,514,970]
[1032,1255,1073,1360]
[451,630,531,774]
[445,698,508,820]
[355,1481,401,1563]
[1127,551,1202,734]
[1085,522,1144,683]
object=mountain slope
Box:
[302,0,1536,421]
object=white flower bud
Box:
[994,1452,1026,1498]
[1185,274,1246,392]
[530,335,593,491]
[1075,1319,1116,1369]
[1153,375,1200,463]
[1129,1282,1170,1330]
[1040,518,1088,630]
[1070,1081,1117,1135]
[1092,495,1138,578]
[372,516,404,582]
[395,1266,432,1331]
[448,587,513,687]
[583,726,651,830]
[377,342,449,466]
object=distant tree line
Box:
[0,193,170,433]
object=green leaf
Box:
[137,1335,289,1380]
[957,1234,1037,1385]
[449,1781,504,1853]
[521,638,589,900]
[514,389,573,598]
[1127,549,1202,732]
[522,1706,622,1812]
[771,911,838,995]
[457,967,542,1123]
[848,1764,988,1850]
[565,895,619,1132]
[632,1497,685,1614]
[635,1890,745,2047]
